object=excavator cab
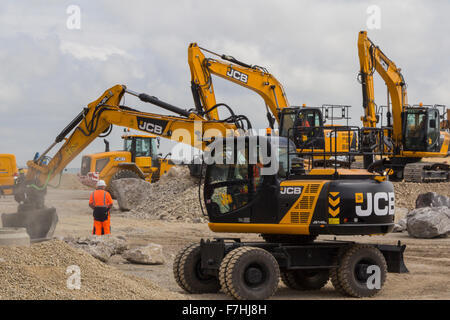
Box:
[279,107,325,150]
[402,106,441,152]
[203,136,396,236]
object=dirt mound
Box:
[119,166,207,223]
[50,173,91,190]
[394,182,450,210]
[0,239,184,300]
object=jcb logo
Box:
[138,121,163,134]
[355,192,395,216]
[280,186,303,195]
[226,67,248,83]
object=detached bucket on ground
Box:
[1,207,58,242]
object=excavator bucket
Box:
[1,207,58,242]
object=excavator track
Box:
[403,162,450,183]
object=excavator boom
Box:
[5,84,243,240]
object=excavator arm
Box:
[188,43,289,125]
[25,84,241,189]
[358,30,408,143]
[7,84,242,240]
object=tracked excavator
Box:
[2,84,251,241]
[188,43,357,166]
[358,31,450,181]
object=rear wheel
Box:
[108,169,141,199]
[335,244,387,297]
[173,243,220,294]
[281,269,329,290]
[220,246,279,300]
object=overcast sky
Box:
[0,0,449,167]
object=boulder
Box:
[122,243,165,265]
[395,207,408,223]
[407,206,450,238]
[416,192,450,209]
[111,178,153,211]
[393,218,407,233]
[64,235,128,262]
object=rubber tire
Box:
[173,243,220,294]
[261,234,317,244]
[108,169,141,199]
[335,244,387,297]
[218,249,237,296]
[220,246,280,300]
[173,243,198,292]
[281,269,329,290]
[330,247,348,295]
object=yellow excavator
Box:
[0,154,19,195]
[78,133,174,197]
[358,31,450,181]
[2,84,250,241]
[188,43,357,166]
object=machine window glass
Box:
[427,110,439,148]
[95,157,110,173]
[124,139,132,152]
[135,138,151,157]
[205,144,252,215]
[280,112,296,137]
[404,111,426,150]
[150,139,158,158]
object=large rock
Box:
[111,178,153,211]
[395,207,408,223]
[407,206,450,238]
[416,192,450,209]
[122,243,165,265]
[393,218,407,233]
[63,235,128,262]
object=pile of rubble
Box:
[0,239,183,299]
[393,192,450,238]
[62,235,165,265]
[111,166,207,223]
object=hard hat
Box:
[96,180,107,188]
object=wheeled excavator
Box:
[188,43,357,166]
[2,84,251,241]
[358,31,450,181]
[173,134,408,300]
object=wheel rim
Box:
[243,263,267,288]
[195,260,214,281]
[353,258,376,284]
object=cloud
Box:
[60,41,133,61]
[0,0,449,167]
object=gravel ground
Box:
[0,240,184,300]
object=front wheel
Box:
[173,243,220,294]
[219,246,279,300]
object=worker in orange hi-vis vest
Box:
[89,180,113,235]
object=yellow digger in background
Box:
[78,132,174,197]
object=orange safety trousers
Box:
[90,189,113,235]
[93,215,111,235]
